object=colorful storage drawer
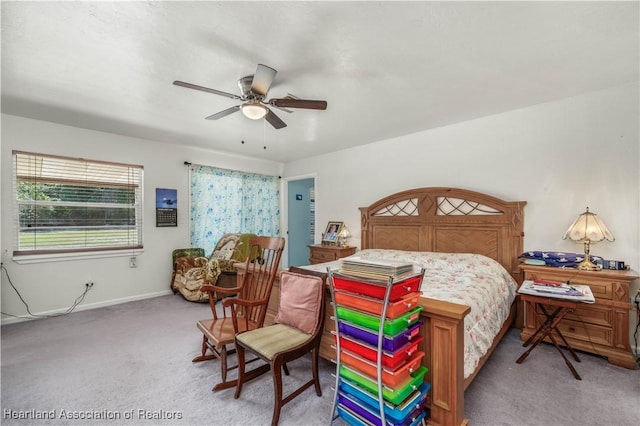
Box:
[330,267,428,426]
[338,320,422,352]
[334,291,420,319]
[337,335,423,370]
[340,349,425,387]
[337,395,427,426]
[337,402,427,426]
[339,364,428,405]
[339,380,430,425]
[332,274,421,302]
[336,305,423,335]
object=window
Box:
[190,165,280,253]
[13,151,143,259]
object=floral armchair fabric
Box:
[171,233,256,302]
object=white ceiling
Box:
[2,1,638,162]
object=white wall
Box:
[284,82,640,341]
[0,114,283,323]
[2,83,638,344]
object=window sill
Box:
[12,249,144,265]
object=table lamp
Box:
[562,207,614,270]
[337,225,351,248]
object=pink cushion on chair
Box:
[274,271,323,334]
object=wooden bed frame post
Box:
[421,299,470,426]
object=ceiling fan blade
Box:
[173,80,241,100]
[269,104,294,114]
[205,105,241,120]
[265,108,287,129]
[250,64,277,96]
[269,98,327,110]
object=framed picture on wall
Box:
[156,188,177,227]
[322,221,343,244]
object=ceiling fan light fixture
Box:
[241,102,267,120]
[175,64,326,129]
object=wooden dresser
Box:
[519,264,638,369]
[308,244,356,264]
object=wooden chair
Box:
[193,235,285,392]
[233,270,326,426]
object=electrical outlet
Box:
[86,281,94,289]
[129,256,137,268]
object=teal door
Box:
[287,178,315,267]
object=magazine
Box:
[518,280,595,303]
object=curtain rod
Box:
[183,161,281,179]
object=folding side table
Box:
[516,293,582,380]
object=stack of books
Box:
[518,279,595,303]
[339,257,416,282]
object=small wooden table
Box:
[516,293,582,380]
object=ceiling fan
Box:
[173,64,327,129]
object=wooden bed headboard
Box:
[359,187,526,282]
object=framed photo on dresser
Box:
[322,221,343,244]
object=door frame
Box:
[282,173,317,269]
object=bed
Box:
[264,187,526,425]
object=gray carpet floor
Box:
[1,294,639,425]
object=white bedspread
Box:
[302,248,517,379]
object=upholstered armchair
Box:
[171,233,256,302]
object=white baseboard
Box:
[1,289,174,325]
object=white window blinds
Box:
[13,151,144,256]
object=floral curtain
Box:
[190,165,280,253]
